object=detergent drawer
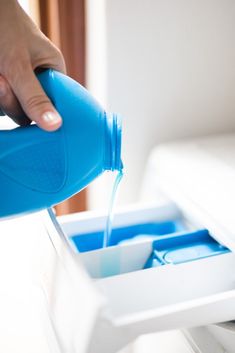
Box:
[55,202,235,347]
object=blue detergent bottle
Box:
[0,69,122,218]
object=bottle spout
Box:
[104,113,123,172]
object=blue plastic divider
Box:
[70,221,230,270]
[71,220,185,252]
[144,229,230,268]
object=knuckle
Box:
[31,38,66,73]
[49,50,66,72]
[52,45,63,59]
[4,57,30,86]
[24,94,51,112]
[45,44,66,72]
[46,39,62,58]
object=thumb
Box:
[8,67,62,131]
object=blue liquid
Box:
[103,170,123,247]
[100,249,121,277]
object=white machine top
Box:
[149,133,235,253]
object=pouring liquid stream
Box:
[103,169,123,248]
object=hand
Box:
[0,0,66,131]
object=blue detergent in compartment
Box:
[144,229,230,269]
[71,219,185,253]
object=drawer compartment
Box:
[95,253,235,332]
[47,204,235,352]
[59,205,235,332]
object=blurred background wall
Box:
[87,0,235,210]
[38,0,87,215]
[16,0,235,212]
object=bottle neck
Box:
[104,113,122,171]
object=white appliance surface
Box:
[119,331,196,353]
[0,212,60,353]
[1,134,235,353]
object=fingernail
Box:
[41,111,62,125]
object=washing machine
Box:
[1,133,235,353]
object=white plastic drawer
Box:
[42,202,235,353]
[95,252,235,332]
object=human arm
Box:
[0,0,65,130]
